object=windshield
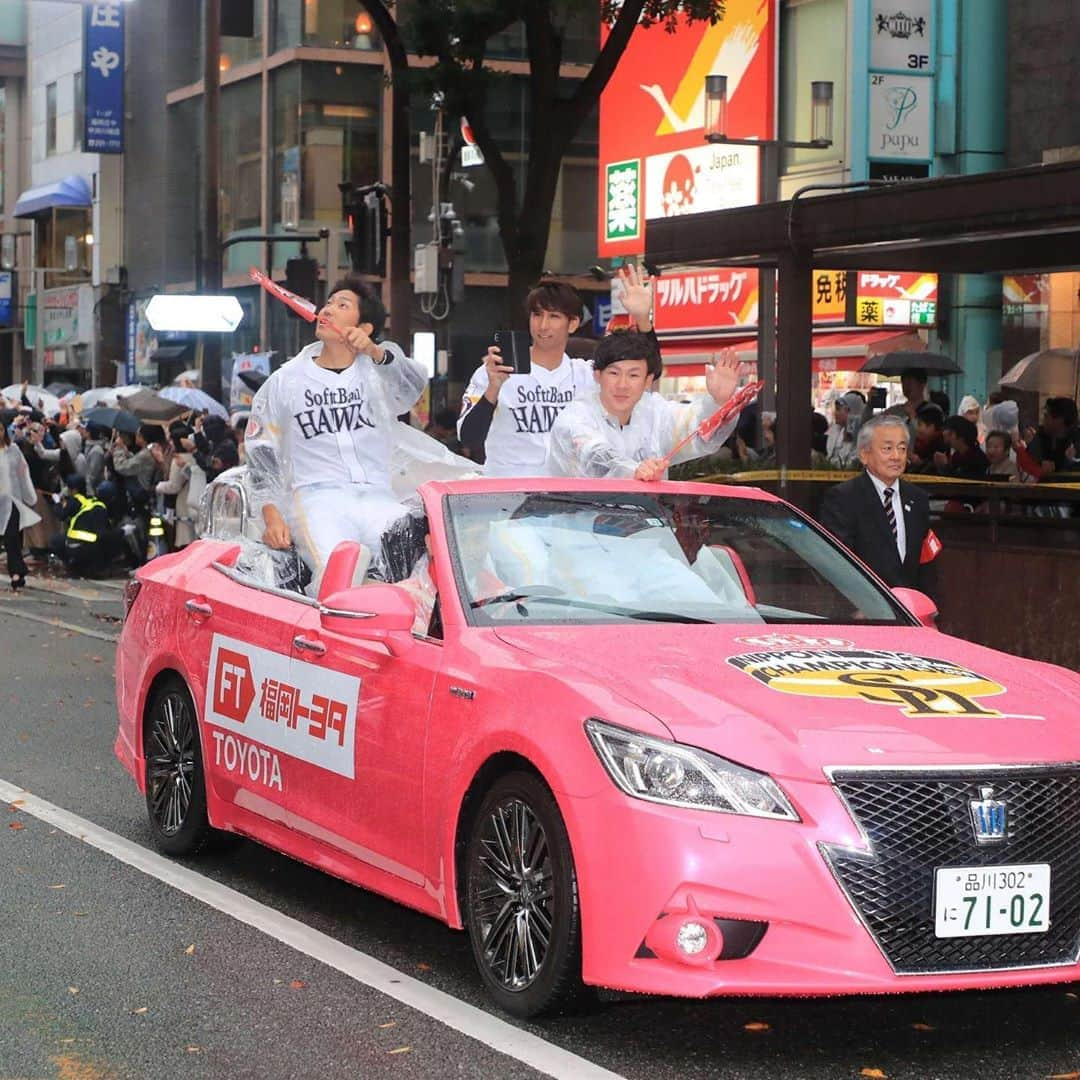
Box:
[445,491,911,627]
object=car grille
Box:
[821,767,1080,974]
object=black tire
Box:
[144,676,215,857]
[464,771,595,1018]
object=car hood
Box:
[492,624,1080,781]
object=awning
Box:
[13,175,93,219]
[660,329,924,376]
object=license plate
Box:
[935,864,1051,938]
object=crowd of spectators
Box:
[1,383,249,586]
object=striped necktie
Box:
[882,487,897,539]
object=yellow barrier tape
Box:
[704,469,1080,491]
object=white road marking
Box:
[0,605,120,643]
[0,780,626,1080]
[26,579,124,602]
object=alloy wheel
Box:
[146,690,196,837]
[472,797,555,990]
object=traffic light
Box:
[284,256,318,320]
[343,185,388,277]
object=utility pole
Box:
[200,0,223,401]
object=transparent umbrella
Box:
[999,348,1080,400]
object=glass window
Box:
[164,96,202,286]
[46,81,57,155]
[222,1,264,70]
[779,0,846,169]
[73,71,82,151]
[270,62,381,233]
[274,0,381,51]
[221,78,263,235]
[447,491,909,627]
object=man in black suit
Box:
[818,413,932,592]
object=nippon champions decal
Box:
[206,634,359,778]
[726,647,1007,718]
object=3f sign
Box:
[908,54,930,69]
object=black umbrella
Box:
[82,406,141,434]
[237,369,268,392]
[859,351,963,376]
[120,387,189,422]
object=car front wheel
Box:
[464,771,593,1018]
[144,676,214,856]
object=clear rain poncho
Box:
[243,339,475,588]
[545,388,740,479]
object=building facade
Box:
[121,0,601,403]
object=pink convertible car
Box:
[115,477,1080,1017]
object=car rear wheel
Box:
[144,676,214,857]
[464,771,593,1018]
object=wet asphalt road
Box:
[0,573,1078,1080]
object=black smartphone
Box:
[869,385,888,409]
[493,330,533,375]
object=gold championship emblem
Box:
[727,649,1005,718]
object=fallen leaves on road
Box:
[378,1022,397,1029]
[68,987,79,995]
[9,799,24,808]
[73,912,88,917]
[289,979,306,989]
[1048,1073,1080,1079]
[131,1006,148,1015]
[416,962,432,971]
[48,884,66,890]
[911,1023,935,1031]
[743,1022,770,1032]
[186,1046,201,1054]
[184,944,196,955]
[861,1070,888,1079]
[9,822,24,831]
[388,1047,411,1055]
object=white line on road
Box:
[0,605,120,642]
[0,780,626,1080]
[26,579,124,602]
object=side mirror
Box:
[891,587,938,628]
[317,540,372,604]
[320,583,416,654]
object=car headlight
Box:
[584,719,799,821]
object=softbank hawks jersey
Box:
[457,354,594,476]
[246,339,426,502]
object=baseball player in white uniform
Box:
[547,331,742,479]
[246,276,427,589]
[456,269,658,476]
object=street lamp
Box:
[702,78,834,412]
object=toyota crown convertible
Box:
[114,474,1080,1018]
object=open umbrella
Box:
[999,348,1080,399]
[158,385,229,419]
[172,368,201,387]
[2,384,63,417]
[120,388,189,422]
[45,380,82,397]
[859,351,962,376]
[237,368,268,393]
[81,406,141,434]
[79,386,123,410]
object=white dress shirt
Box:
[865,470,907,563]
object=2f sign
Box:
[908,54,930,69]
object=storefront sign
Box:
[855,271,937,326]
[598,0,776,257]
[868,161,931,182]
[644,144,758,220]
[871,1,933,72]
[604,159,641,244]
[83,2,125,154]
[125,301,137,384]
[868,73,933,161]
[42,286,89,347]
[0,272,11,329]
[655,269,853,335]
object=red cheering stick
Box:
[661,380,764,469]
[920,528,942,564]
[248,266,349,343]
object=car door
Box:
[285,601,442,883]
[180,554,314,815]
